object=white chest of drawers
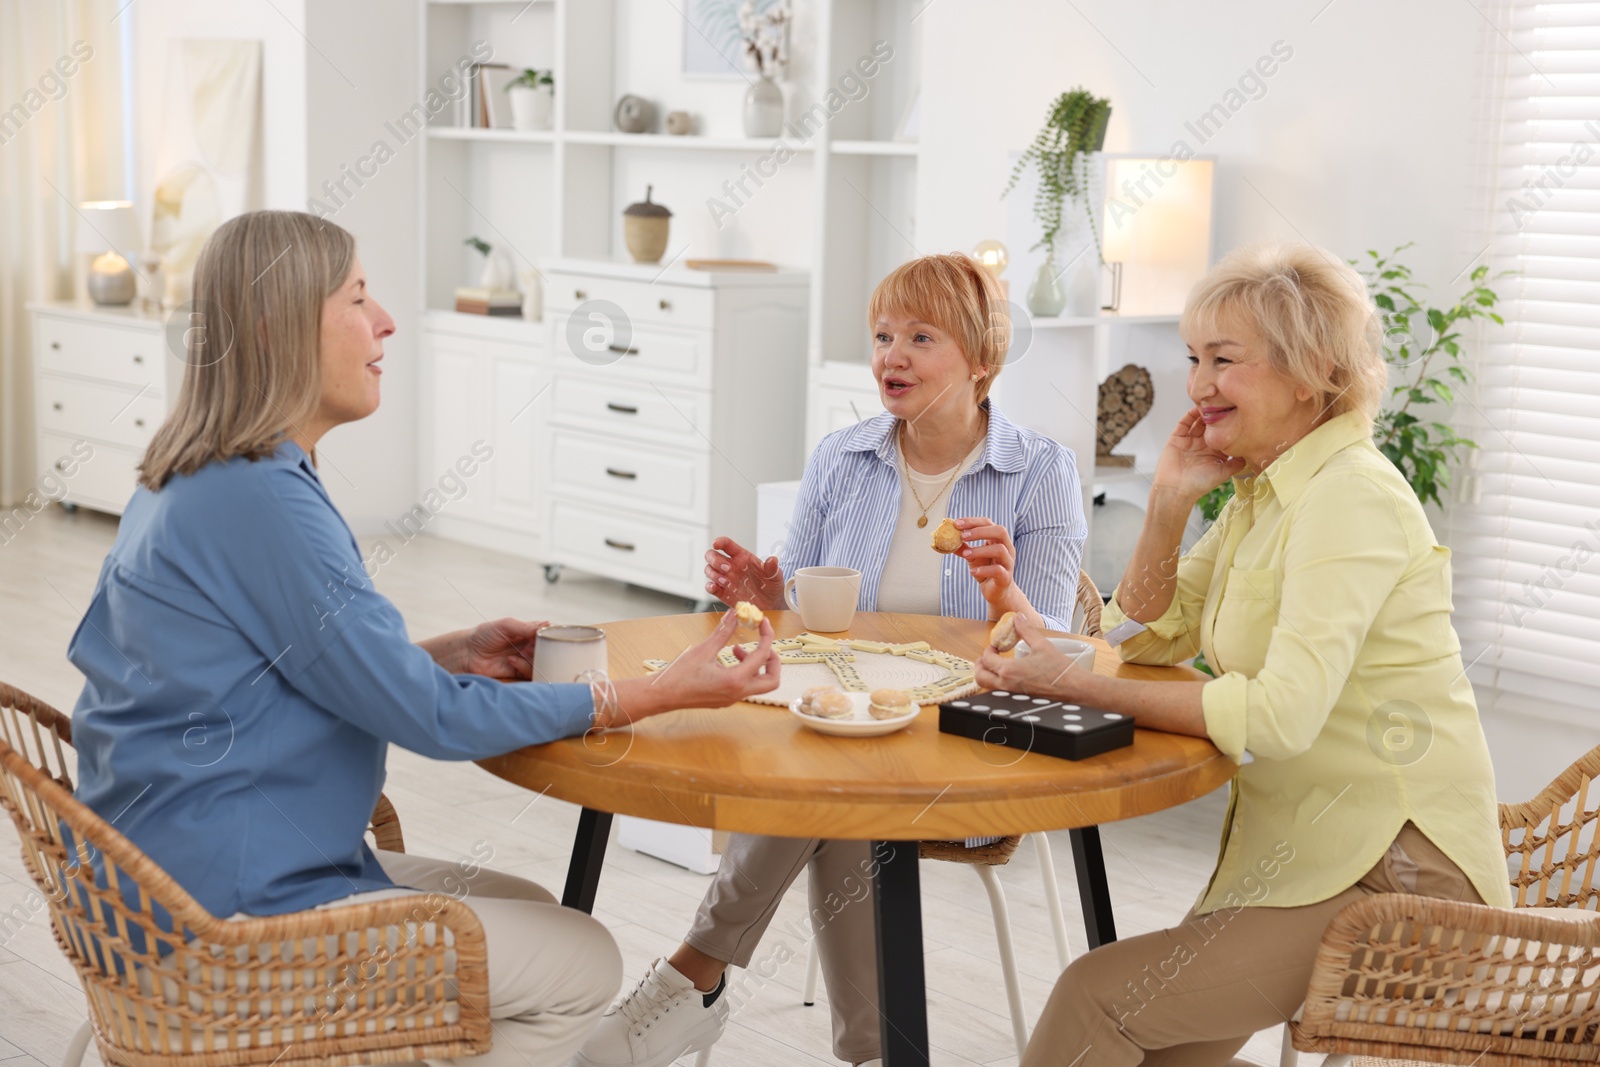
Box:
[540,259,809,601]
[28,302,175,515]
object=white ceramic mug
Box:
[783,566,862,632]
[1015,637,1097,676]
[534,625,609,684]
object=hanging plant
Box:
[1003,88,1112,264]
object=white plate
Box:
[788,693,920,737]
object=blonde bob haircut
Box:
[1180,243,1385,423]
[868,252,1010,403]
[140,210,356,490]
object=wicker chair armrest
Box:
[368,793,406,854]
[1296,893,1600,1063]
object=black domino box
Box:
[938,690,1135,761]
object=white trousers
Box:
[358,850,623,1067]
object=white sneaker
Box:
[573,958,729,1067]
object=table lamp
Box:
[971,238,1010,302]
[1099,158,1214,315]
[75,201,142,306]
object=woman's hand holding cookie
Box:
[953,516,1028,617]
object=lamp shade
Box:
[74,201,143,257]
[1099,158,1214,315]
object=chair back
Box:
[1499,744,1600,911]
[1074,570,1104,638]
[0,684,489,1067]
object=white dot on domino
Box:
[1063,714,1081,721]
[993,691,1010,697]
[951,701,970,708]
[1103,713,1122,719]
[1021,714,1041,722]
[1061,704,1080,711]
[1063,724,1083,732]
[1032,697,1051,704]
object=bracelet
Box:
[585,673,619,731]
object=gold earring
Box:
[970,372,982,382]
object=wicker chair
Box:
[1284,743,1600,1067]
[757,571,1104,1062]
[0,682,489,1067]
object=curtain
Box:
[0,0,127,506]
[1449,0,1600,729]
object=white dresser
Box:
[538,259,809,602]
[28,302,175,515]
[417,310,554,559]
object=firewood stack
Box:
[1097,363,1154,467]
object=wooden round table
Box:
[477,610,1234,1067]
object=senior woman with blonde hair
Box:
[68,210,782,1067]
[979,244,1512,1066]
[576,252,1085,1067]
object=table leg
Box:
[872,841,929,1067]
[562,807,613,913]
[1068,826,1117,948]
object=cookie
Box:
[931,517,963,554]
[804,688,855,720]
[868,687,914,720]
[991,611,1020,653]
[735,601,765,629]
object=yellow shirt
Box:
[1101,411,1512,914]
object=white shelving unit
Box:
[414,0,925,576]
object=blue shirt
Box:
[780,403,1086,629]
[68,441,594,918]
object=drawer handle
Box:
[134,418,145,428]
[50,341,61,351]
[574,289,587,301]
[132,354,144,364]
[55,459,68,472]
[608,344,638,356]
[605,467,638,480]
[604,538,636,552]
[659,299,672,311]
[605,402,638,415]
[52,402,63,411]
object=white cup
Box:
[783,566,862,632]
[1015,637,1097,676]
[534,625,609,684]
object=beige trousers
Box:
[365,850,623,1067]
[1019,822,1485,1067]
[684,833,885,1063]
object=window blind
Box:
[1450,0,1600,726]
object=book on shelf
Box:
[477,64,515,128]
[454,286,522,316]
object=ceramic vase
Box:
[509,85,554,131]
[1026,259,1068,317]
[743,76,784,138]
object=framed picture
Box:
[681,0,782,79]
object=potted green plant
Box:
[1003,87,1112,315]
[1196,244,1506,523]
[507,68,555,132]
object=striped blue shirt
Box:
[779,402,1086,629]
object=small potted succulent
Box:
[507,68,555,132]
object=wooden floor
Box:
[0,504,1322,1067]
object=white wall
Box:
[135,0,418,533]
[302,0,419,535]
[919,0,1485,480]
[916,1,1574,802]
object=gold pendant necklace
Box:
[899,417,984,528]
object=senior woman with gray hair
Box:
[979,244,1512,1066]
[66,210,782,1067]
